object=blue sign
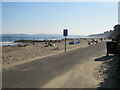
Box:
[63,29,68,36]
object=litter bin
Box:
[106,41,117,56]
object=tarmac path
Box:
[2,41,106,88]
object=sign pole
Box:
[65,36,66,52]
[63,29,68,52]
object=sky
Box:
[2,0,120,2]
[118,1,120,24]
[2,2,118,35]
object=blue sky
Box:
[118,1,120,24]
[2,2,118,35]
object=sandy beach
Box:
[3,38,117,88]
[3,38,115,88]
[2,38,91,69]
[3,39,107,88]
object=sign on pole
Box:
[63,29,68,36]
[63,29,68,52]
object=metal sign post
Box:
[63,29,68,52]
[65,36,66,52]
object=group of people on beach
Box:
[14,38,105,48]
[44,42,59,50]
[87,38,104,45]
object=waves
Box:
[0,41,23,46]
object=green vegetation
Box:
[109,24,120,87]
[88,30,113,37]
[109,24,120,54]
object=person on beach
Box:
[88,41,91,45]
[52,43,59,50]
[33,42,35,45]
[53,43,56,47]
[100,38,103,41]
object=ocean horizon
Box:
[0,34,87,42]
[0,34,87,46]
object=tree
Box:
[109,24,120,41]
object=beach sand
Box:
[2,39,89,69]
[93,56,118,88]
[2,38,111,88]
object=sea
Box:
[0,34,87,46]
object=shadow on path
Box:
[95,55,114,61]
